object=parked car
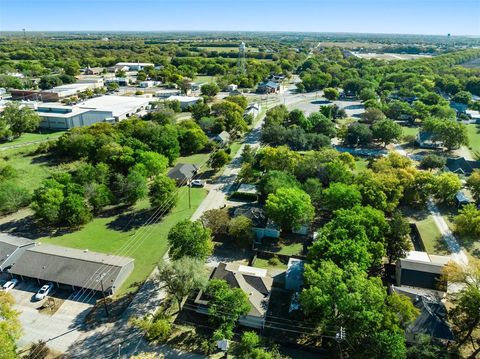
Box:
[191,179,204,187]
[2,279,19,292]
[35,283,54,300]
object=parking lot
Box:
[1,274,95,352]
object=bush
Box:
[420,154,446,170]
[33,140,56,154]
[0,181,31,214]
[145,318,171,342]
[268,256,281,266]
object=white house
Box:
[227,84,238,92]
[166,95,202,109]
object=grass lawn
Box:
[253,258,287,270]
[416,216,449,255]
[466,124,480,156]
[192,75,216,84]
[354,158,369,173]
[175,152,210,167]
[401,126,419,138]
[229,141,242,158]
[277,242,303,256]
[0,132,65,148]
[41,187,208,296]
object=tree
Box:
[236,331,288,359]
[386,211,412,263]
[201,208,230,237]
[168,220,213,260]
[361,107,385,124]
[266,187,314,231]
[322,182,362,211]
[420,154,446,170]
[191,101,211,121]
[210,149,230,169]
[259,146,300,173]
[372,119,403,147]
[206,279,250,339]
[452,90,472,105]
[422,118,468,151]
[302,178,323,208]
[323,87,339,101]
[32,179,65,224]
[62,193,92,227]
[467,170,480,202]
[258,170,300,199]
[201,82,220,97]
[0,102,41,138]
[346,123,373,147]
[136,151,169,177]
[433,172,462,203]
[178,123,209,155]
[157,257,209,309]
[148,108,176,125]
[85,183,112,213]
[228,215,253,247]
[123,169,148,205]
[224,95,248,110]
[0,292,22,359]
[149,174,177,211]
[454,204,480,237]
[0,181,31,215]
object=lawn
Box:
[354,158,368,173]
[192,75,216,84]
[175,152,210,166]
[253,258,287,270]
[400,126,419,138]
[41,187,208,296]
[416,216,448,255]
[229,141,242,158]
[0,131,65,148]
[466,124,480,156]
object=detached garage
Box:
[9,244,134,294]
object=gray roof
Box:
[167,163,199,181]
[408,295,455,341]
[0,234,35,271]
[215,131,230,143]
[446,157,480,176]
[233,205,268,228]
[10,244,133,291]
[399,258,445,275]
[286,258,305,291]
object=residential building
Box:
[285,258,305,291]
[396,251,451,290]
[233,205,280,241]
[155,89,181,99]
[445,157,480,176]
[416,131,442,149]
[214,131,231,146]
[455,191,473,208]
[257,81,280,94]
[38,95,151,130]
[227,84,238,92]
[84,66,104,75]
[105,77,129,87]
[139,81,159,88]
[167,163,199,185]
[450,101,468,113]
[9,243,134,294]
[0,234,34,272]
[244,103,260,118]
[195,263,273,329]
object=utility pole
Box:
[188,180,192,209]
[335,327,346,359]
[99,274,110,317]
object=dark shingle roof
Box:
[10,244,133,291]
[167,163,199,181]
[446,157,480,176]
[408,296,455,341]
[233,205,268,228]
[0,234,34,270]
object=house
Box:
[445,157,480,176]
[450,101,468,114]
[235,184,258,197]
[416,131,442,148]
[396,251,451,290]
[84,66,104,75]
[189,82,200,92]
[0,234,34,272]
[165,95,202,109]
[9,244,134,294]
[155,89,181,99]
[195,263,273,329]
[244,103,260,118]
[257,81,280,94]
[114,62,154,71]
[455,191,472,208]
[214,131,231,146]
[105,77,128,87]
[233,205,280,241]
[167,163,199,185]
[407,295,455,343]
[37,95,151,130]
[227,84,238,92]
[139,81,156,88]
[285,258,304,291]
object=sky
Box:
[1,0,479,36]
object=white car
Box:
[2,279,18,292]
[35,283,54,301]
[191,179,204,187]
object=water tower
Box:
[237,42,246,75]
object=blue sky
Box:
[1,0,479,35]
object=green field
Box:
[466,124,480,156]
[416,216,448,255]
[41,187,207,295]
[192,75,216,84]
[354,158,369,173]
[0,132,65,149]
[400,126,419,138]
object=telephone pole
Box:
[335,327,346,359]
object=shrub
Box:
[268,256,281,266]
[145,318,171,342]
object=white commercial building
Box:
[42,78,104,100]
[38,95,151,130]
[114,62,154,71]
[166,95,202,109]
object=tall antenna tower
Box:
[237,42,246,75]
[22,28,26,39]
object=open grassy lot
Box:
[400,125,419,138]
[466,124,480,156]
[416,216,449,255]
[192,75,216,84]
[0,131,65,148]
[41,187,208,296]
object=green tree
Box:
[258,170,300,199]
[157,257,209,309]
[266,187,314,230]
[361,107,386,124]
[210,149,230,169]
[323,87,339,101]
[206,279,250,339]
[85,183,112,214]
[0,292,22,359]
[123,169,148,205]
[178,125,209,155]
[386,211,412,263]
[322,182,362,211]
[201,208,230,237]
[372,119,403,147]
[259,146,300,173]
[467,170,480,202]
[346,124,373,147]
[62,193,92,227]
[201,82,220,97]
[149,174,177,211]
[0,181,31,215]
[168,220,213,260]
[422,118,468,151]
[452,90,472,105]
[433,172,462,203]
[454,204,480,237]
[32,179,65,224]
[228,215,253,247]
[0,102,41,138]
[149,108,176,125]
[419,154,446,170]
[136,151,169,177]
[191,101,211,121]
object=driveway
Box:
[4,278,95,353]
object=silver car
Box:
[2,279,19,292]
[35,283,54,301]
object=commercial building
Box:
[165,95,202,109]
[0,234,34,272]
[114,62,154,71]
[9,243,134,294]
[38,95,151,130]
[155,89,181,99]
